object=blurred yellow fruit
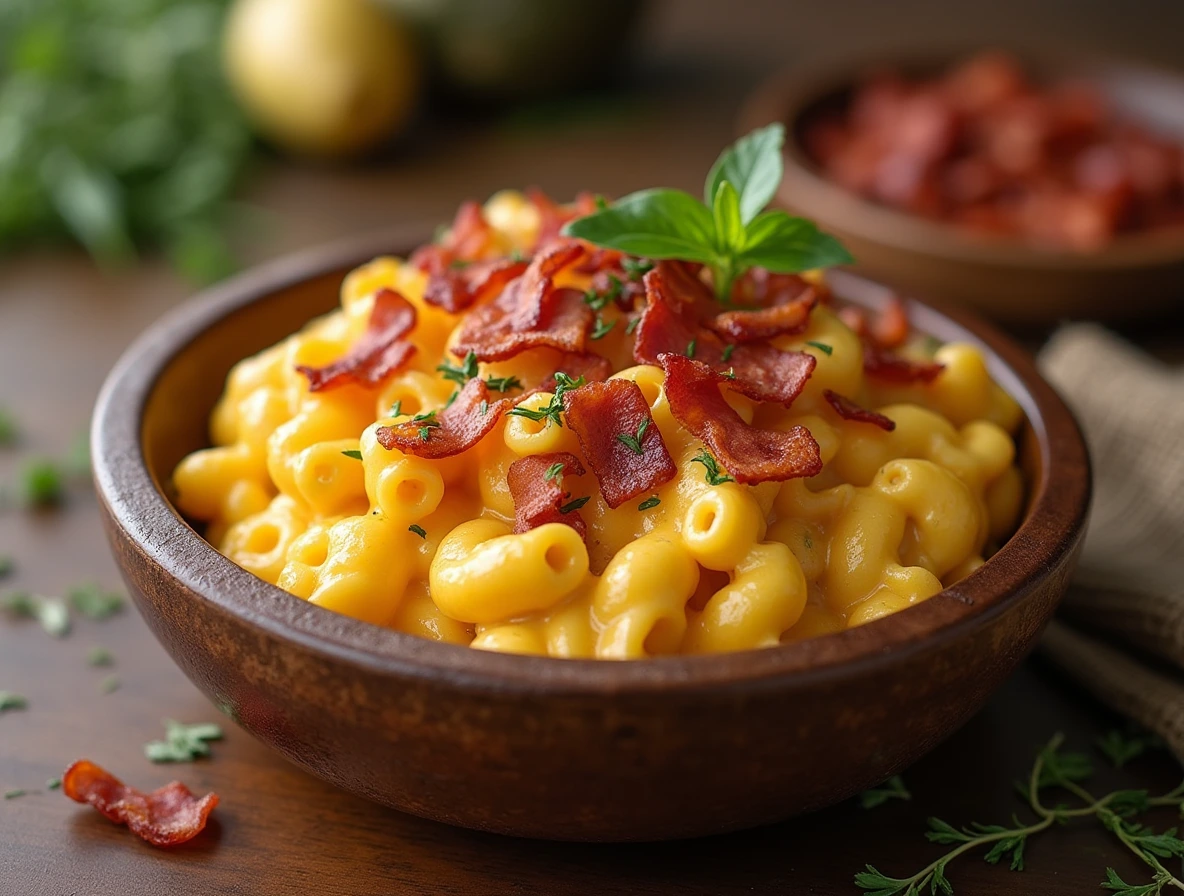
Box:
[224,0,420,159]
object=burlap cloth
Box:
[1036,324,1184,751]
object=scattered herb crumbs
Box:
[723,367,736,379]
[544,463,565,482]
[388,400,403,417]
[685,339,697,358]
[20,459,64,507]
[559,496,590,514]
[507,249,527,263]
[0,556,12,578]
[615,417,650,456]
[621,257,654,279]
[341,449,363,460]
[0,691,28,713]
[507,372,584,428]
[444,390,459,409]
[2,593,70,637]
[4,789,26,800]
[478,400,488,416]
[67,583,124,620]
[0,409,16,446]
[437,351,479,386]
[144,720,224,763]
[690,451,733,486]
[99,675,120,695]
[485,375,522,393]
[805,341,833,356]
[408,524,427,539]
[638,496,660,511]
[448,259,471,270]
[624,316,640,335]
[859,775,911,809]
[721,344,735,362]
[590,316,615,340]
[87,647,114,667]
[46,778,61,791]
[418,427,433,443]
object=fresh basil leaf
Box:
[739,210,853,272]
[562,188,718,263]
[703,123,785,225]
[711,181,745,254]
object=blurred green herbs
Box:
[0,0,252,281]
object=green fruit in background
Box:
[224,0,421,158]
[383,0,645,101]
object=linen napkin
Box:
[1035,324,1184,752]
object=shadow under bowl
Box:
[740,45,1184,325]
[91,231,1090,841]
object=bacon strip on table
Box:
[296,288,417,391]
[62,759,218,848]
[823,390,897,431]
[634,268,816,407]
[376,377,510,458]
[507,452,588,539]
[451,242,593,362]
[862,344,945,383]
[562,379,677,508]
[659,353,823,485]
[422,257,529,314]
[707,286,818,343]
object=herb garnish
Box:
[411,410,440,443]
[564,124,851,300]
[2,593,70,637]
[584,276,623,311]
[0,557,12,578]
[46,778,61,791]
[99,675,120,694]
[67,583,124,620]
[690,451,733,486]
[5,789,26,800]
[507,372,585,428]
[806,341,833,356]
[616,418,650,456]
[624,316,641,335]
[721,343,736,362]
[437,351,479,387]
[478,400,489,416]
[408,524,427,539]
[485,375,523,393]
[0,691,28,713]
[544,463,565,482]
[1097,730,1164,769]
[590,317,615,340]
[859,775,911,809]
[0,409,17,446]
[144,720,224,763]
[621,257,654,280]
[685,339,697,358]
[341,449,363,460]
[388,400,404,418]
[638,496,661,511]
[87,646,114,667]
[560,496,590,514]
[20,459,64,507]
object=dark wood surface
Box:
[4,2,1184,893]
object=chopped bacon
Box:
[376,377,510,458]
[634,267,816,407]
[869,294,910,348]
[823,389,897,431]
[296,288,417,391]
[423,257,528,314]
[507,452,588,539]
[452,242,592,362]
[659,353,822,484]
[409,201,497,273]
[542,353,613,390]
[863,343,945,383]
[707,287,818,343]
[62,759,218,848]
[561,379,677,508]
[530,189,620,271]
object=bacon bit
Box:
[530,190,620,273]
[659,353,823,485]
[376,378,510,458]
[635,268,816,406]
[708,287,818,343]
[869,293,910,348]
[62,759,218,848]
[423,257,528,314]
[862,343,945,383]
[452,242,593,362]
[296,288,417,391]
[409,201,496,273]
[561,379,677,508]
[823,389,897,431]
[541,353,612,390]
[507,452,588,538]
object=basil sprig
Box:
[563,124,852,300]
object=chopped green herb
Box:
[621,257,654,280]
[341,449,363,460]
[859,775,911,809]
[2,593,70,637]
[560,496,590,514]
[411,410,438,424]
[67,583,124,620]
[806,340,833,356]
[478,400,489,416]
[507,248,527,263]
[99,675,120,694]
[1096,729,1163,769]
[615,417,650,456]
[0,692,28,713]
[803,532,814,550]
[448,259,471,270]
[685,339,697,358]
[544,463,565,482]
[690,451,733,486]
[4,789,26,800]
[0,557,12,578]
[87,647,114,667]
[723,367,737,379]
[594,194,609,210]
[64,431,91,479]
[437,351,479,387]
[624,316,641,335]
[444,390,459,409]
[388,400,404,418]
[144,720,224,763]
[583,275,623,312]
[0,409,18,446]
[46,778,61,791]
[20,459,64,507]
[638,496,661,511]
[721,343,736,362]
[507,372,585,428]
[485,375,522,393]
[590,316,615,340]
[408,524,427,539]
[418,427,432,442]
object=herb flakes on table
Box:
[0,691,28,713]
[144,720,224,763]
[67,583,125,620]
[859,775,911,810]
[1,592,70,637]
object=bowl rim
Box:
[738,42,1184,270]
[92,228,1091,696]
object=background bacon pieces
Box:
[409,200,497,273]
[823,389,897,431]
[62,759,218,848]
[862,344,945,383]
[423,257,528,314]
[707,287,818,343]
[376,378,509,458]
[562,379,677,508]
[296,288,417,391]
[659,353,822,484]
[507,452,588,538]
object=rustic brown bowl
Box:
[740,46,1184,325]
[91,231,1090,841]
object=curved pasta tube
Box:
[471,623,548,656]
[221,496,310,585]
[291,438,368,517]
[502,391,580,457]
[430,520,589,624]
[680,484,765,571]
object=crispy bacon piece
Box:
[507,452,588,538]
[376,377,510,458]
[296,288,416,391]
[409,201,497,273]
[659,353,822,485]
[823,389,896,431]
[708,287,818,343]
[561,379,677,508]
[543,353,613,390]
[423,257,528,314]
[452,242,592,362]
[634,268,816,407]
[862,344,945,383]
[62,759,218,848]
[839,296,945,383]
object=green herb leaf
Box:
[19,459,64,507]
[388,400,404,418]
[67,583,124,620]
[704,122,786,225]
[2,592,70,637]
[46,778,61,791]
[86,646,114,667]
[806,341,834,356]
[690,451,733,486]
[0,556,12,579]
[544,463,565,482]
[506,372,585,429]
[685,339,697,358]
[1101,867,1165,896]
[4,789,27,800]
[0,409,18,446]
[1097,729,1163,769]
[99,675,120,694]
[144,720,223,763]
[560,496,590,514]
[711,180,745,254]
[0,691,28,713]
[624,316,641,335]
[341,449,363,460]
[721,343,735,362]
[485,375,522,393]
[638,496,660,511]
[738,210,854,272]
[590,316,615,340]
[563,188,718,263]
[408,524,427,539]
[615,417,650,456]
[437,351,479,387]
[859,775,911,809]
[620,257,653,280]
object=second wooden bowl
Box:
[91,232,1090,841]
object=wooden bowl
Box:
[740,47,1184,325]
[91,231,1090,841]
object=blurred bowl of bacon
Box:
[742,47,1184,324]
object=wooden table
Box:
[4,3,1184,893]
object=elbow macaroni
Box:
[172,192,1026,659]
